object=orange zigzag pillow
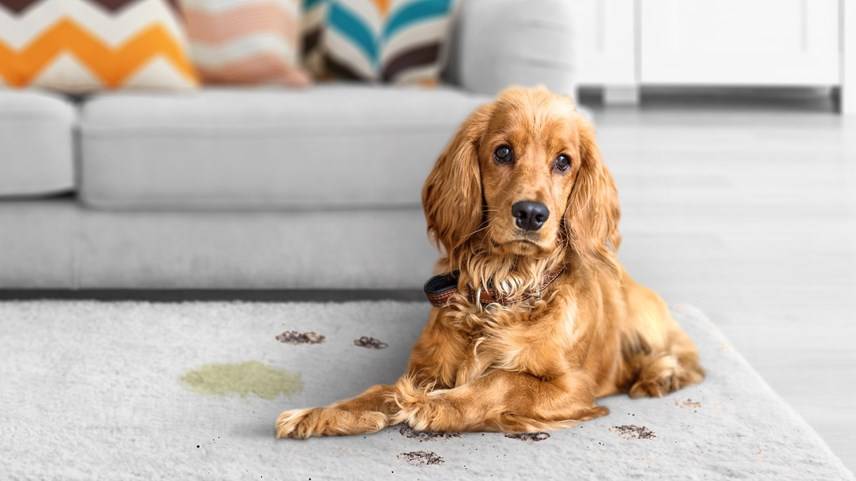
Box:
[0,0,198,92]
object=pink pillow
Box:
[180,0,310,86]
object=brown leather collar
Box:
[423,268,565,308]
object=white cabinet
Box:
[572,0,854,112]
[639,0,840,85]
[574,0,636,87]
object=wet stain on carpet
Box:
[505,432,551,442]
[610,424,656,440]
[398,451,444,465]
[181,361,302,400]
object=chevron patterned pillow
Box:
[180,0,310,86]
[322,0,455,84]
[0,0,198,92]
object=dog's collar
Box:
[423,268,565,308]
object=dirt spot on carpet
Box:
[610,424,656,440]
[181,361,302,400]
[398,451,444,465]
[675,398,702,409]
[399,425,461,441]
[275,330,325,344]
[505,432,551,442]
[353,336,388,349]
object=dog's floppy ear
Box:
[422,103,493,255]
[565,114,621,264]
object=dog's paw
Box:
[275,408,316,439]
[275,407,388,439]
[390,378,458,431]
[628,354,703,399]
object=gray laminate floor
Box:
[588,92,856,470]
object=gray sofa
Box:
[0,0,575,289]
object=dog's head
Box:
[423,86,620,268]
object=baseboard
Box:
[0,289,426,303]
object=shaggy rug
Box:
[0,301,851,481]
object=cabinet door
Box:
[574,0,636,86]
[640,0,839,85]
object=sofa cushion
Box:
[452,0,576,97]
[0,90,76,197]
[79,85,487,209]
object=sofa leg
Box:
[603,85,640,106]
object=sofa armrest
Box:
[446,0,576,97]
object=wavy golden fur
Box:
[275,86,704,438]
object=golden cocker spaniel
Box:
[275,86,704,438]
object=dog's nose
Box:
[511,201,549,231]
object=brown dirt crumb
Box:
[676,398,702,409]
[398,451,444,465]
[399,425,461,441]
[610,424,656,440]
[354,336,388,349]
[275,330,325,344]
[505,432,551,442]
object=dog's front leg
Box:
[392,370,608,433]
[276,384,398,439]
[276,309,469,439]
[404,308,473,389]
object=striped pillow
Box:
[0,0,197,92]
[322,0,455,84]
[300,0,326,78]
[180,0,310,86]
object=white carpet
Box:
[0,301,852,481]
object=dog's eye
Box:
[493,145,514,165]
[554,154,571,173]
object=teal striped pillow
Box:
[322,0,456,84]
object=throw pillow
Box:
[180,0,310,86]
[300,0,326,78]
[322,0,456,84]
[0,0,198,92]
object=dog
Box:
[275,86,704,438]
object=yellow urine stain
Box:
[181,361,302,400]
